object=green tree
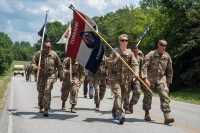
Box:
[13,41,35,61]
[0,32,13,74]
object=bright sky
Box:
[0,0,139,45]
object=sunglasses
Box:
[44,46,51,49]
[120,39,128,42]
[159,43,167,47]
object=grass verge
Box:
[0,61,30,110]
[169,88,200,105]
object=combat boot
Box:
[144,110,151,121]
[43,108,49,117]
[95,103,100,111]
[62,102,66,111]
[71,104,76,113]
[115,114,125,124]
[89,87,94,99]
[129,104,133,114]
[125,109,131,114]
[125,105,131,114]
[164,113,174,124]
[39,107,44,113]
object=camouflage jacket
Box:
[108,49,139,83]
[62,58,84,81]
[142,50,173,84]
[31,50,62,79]
[87,56,108,81]
[133,54,144,83]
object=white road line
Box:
[8,77,13,133]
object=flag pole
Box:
[69,5,153,95]
[36,10,49,82]
[136,24,151,47]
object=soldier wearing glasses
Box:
[31,41,62,117]
[142,38,174,124]
[107,34,139,124]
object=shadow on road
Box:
[7,108,78,120]
[52,96,61,99]
[76,107,94,111]
[83,117,116,124]
[83,117,166,125]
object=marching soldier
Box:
[25,65,32,81]
[87,56,108,111]
[124,45,144,114]
[107,34,139,124]
[61,57,84,113]
[31,41,62,117]
[83,69,94,99]
[142,38,174,124]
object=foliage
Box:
[37,21,67,59]
[0,32,13,74]
[13,41,35,61]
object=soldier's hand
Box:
[112,52,120,63]
[36,66,41,71]
[64,69,72,74]
[88,80,93,86]
[143,78,150,88]
[132,75,139,82]
[107,80,112,86]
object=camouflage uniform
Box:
[25,65,32,81]
[83,70,89,98]
[124,53,144,112]
[31,50,62,110]
[142,50,173,114]
[61,58,84,106]
[87,56,108,110]
[108,49,139,116]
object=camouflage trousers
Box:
[143,82,171,113]
[110,81,128,115]
[61,78,70,103]
[83,76,88,96]
[37,75,56,109]
[61,78,80,105]
[93,78,106,104]
[26,72,31,81]
[124,82,141,109]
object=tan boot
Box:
[129,104,133,114]
[125,109,131,114]
[39,107,44,113]
[62,102,66,111]
[95,103,100,111]
[164,113,174,124]
[144,110,151,121]
[43,108,49,117]
[125,105,131,114]
[71,104,76,113]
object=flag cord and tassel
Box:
[36,10,49,82]
[69,5,153,95]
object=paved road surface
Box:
[0,76,200,133]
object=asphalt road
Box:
[0,76,200,133]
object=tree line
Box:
[0,0,199,89]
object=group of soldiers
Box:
[29,34,174,125]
